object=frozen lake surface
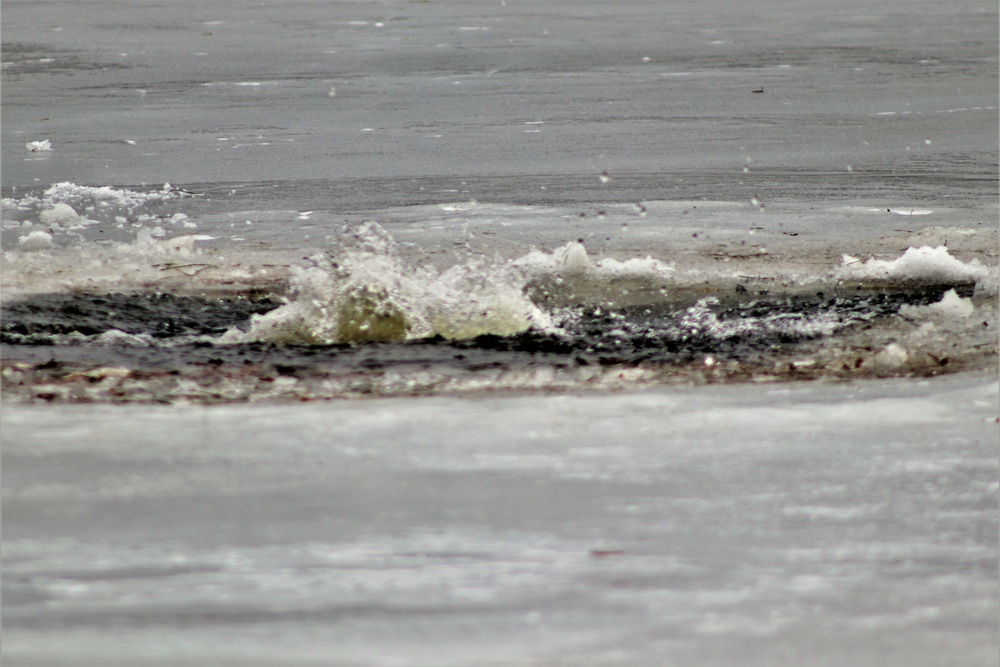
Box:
[4,374,998,667]
[2,1,998,665]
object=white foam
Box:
[25,140,52,152]
[838,246,988,285]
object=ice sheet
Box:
[3,373,997,666]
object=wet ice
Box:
[2,2,997,665]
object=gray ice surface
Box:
[3,1,997,210]
[3,374,998,666]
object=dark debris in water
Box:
[1,292,279,339]
[563,288,968,359]
[0,285,989,403]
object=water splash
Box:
[227,221,554,344]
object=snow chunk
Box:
[595,255,676,277]
[44,182,177,209]
[838,246,988,285]
[550,240,592,270]
[94,330,155,346]
[900,289,974,320]
[514,241,674,279]
[17,230,54,251]
[39,203,87,227]
[874,343,909,369]
[975,266,999,297]
[130,230,214,259]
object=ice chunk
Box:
[95,330,155,346]
[838,246,988,285]
[887,207,933,215]
[900,289,974,320]
[975,266,999,297]
[17,230,53,251]
[594,255,675,278]
[514,242,674,280]
[874,343,909,369]
[161,235,196,255]
[39,203,85,227]
[551,240,592,270]
[44,182,178,209]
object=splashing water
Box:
[2,210,996,403]
[226,221,554,344]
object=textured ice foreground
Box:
[3,373,997,666]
